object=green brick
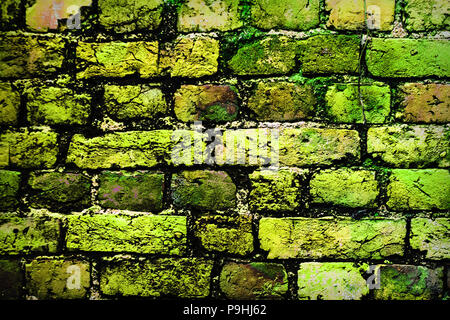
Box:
[405,0,449,31]
[0,259,22,299]
[310,168,379,208]
[374,265,444,300]
[26,258,90,299]
[0,130,59,169]
[98,0,163,33]
[366,39,450,78]
[28,172,91,211]
[387,169,450,211]
[0,215,60,255]
[98,171,164,212]
[0,82,20,126]
[220,262,288,299]
[298,263,369,300]
[100,257,213,298]
[171,170,236,211]
[325,82,391,123]
[367,125,449,168]
[251,0,320,30]
[66,213,186,255]
[410,218,449,260]
[104,85,167,121]
[297,35,360,75]
[0,0,21,30]
[0,170,20,210]
[259,217,406,259]
[193,215,253,255]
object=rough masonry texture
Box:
[0,0,448,302]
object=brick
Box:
[298,263,369,300]
[178,0,242,32]
[367,125,449,168]
[104,85,167,121]
[325,82,391,123]
[66,130,173,169]
[25,85,91,126]
[26,0,92,32]
[100,257,213,298]
[387,169,450,211]
[0,82,20,126]
[249,169,306,212]
[247,81,316,121]
[410,218,449,260]
[98,171,164,211]
[396,83,450,123]
[0,130,59,169]
[220,262,288,299]
[325,0,395,31]
[251,0,320,30]
[366,39,450,78]
[298,35,360,75]
[405,0,449,31]
[76,41,159,79]
[174,84,239,122]
[0,0,21,30]
[279,128,360,167]
[99,0,163,33]
[0,170,20,210]
[0,35,65,78]
[0,215,60,254]
[193,215,253,255]
[171,170,236,211]
[228,36,297,75]
[28,172,91,211]
[0,259,22,299]
[374,265,444,300]
[259,217,406,259]
[66,213,186,255]
[25,258,90,299]
[310,168,379,208]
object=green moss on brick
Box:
[0,0,21,30]
[0,259,22,299]
[410,218,450,260]
[405,0,449,31]
[0,82,19,126]
[0,170,20,210]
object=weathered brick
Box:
[325,82,391,123]
[0,170,20,210]
[220,262,288,299]
[171,170,236,211]
[193,215,253,255]
[178,0,242,32]
[366,39,450,78]
[297,35,360,75]
[259,217,406,259]
[410,218,449,260]
[104,85,167,121]
[298,263,369,300]
[228,36,297,75]
[247,81,316,121]
[387,169,450,211]
[310,168,379,208]
[25,258,90,299]
[98,171,164,211]
[0,215,60,254]
[100,257,213,298]
[0,0,21,30]
[326,0,395,31]
[66,213,186,255]
[0,130,59,169]
[28,172,91,211]
[367,125,449,168]
[0,34,65,78]
[374,265,444,300]
[405,0,449,31]
[279,128,360,167]
[0,259,22,299]
[249,169,306,212]
[396,83,450,123]
[99,0,163,33]
[251,0,320,30]
[174,84,238,122]
[0,82,20,126]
